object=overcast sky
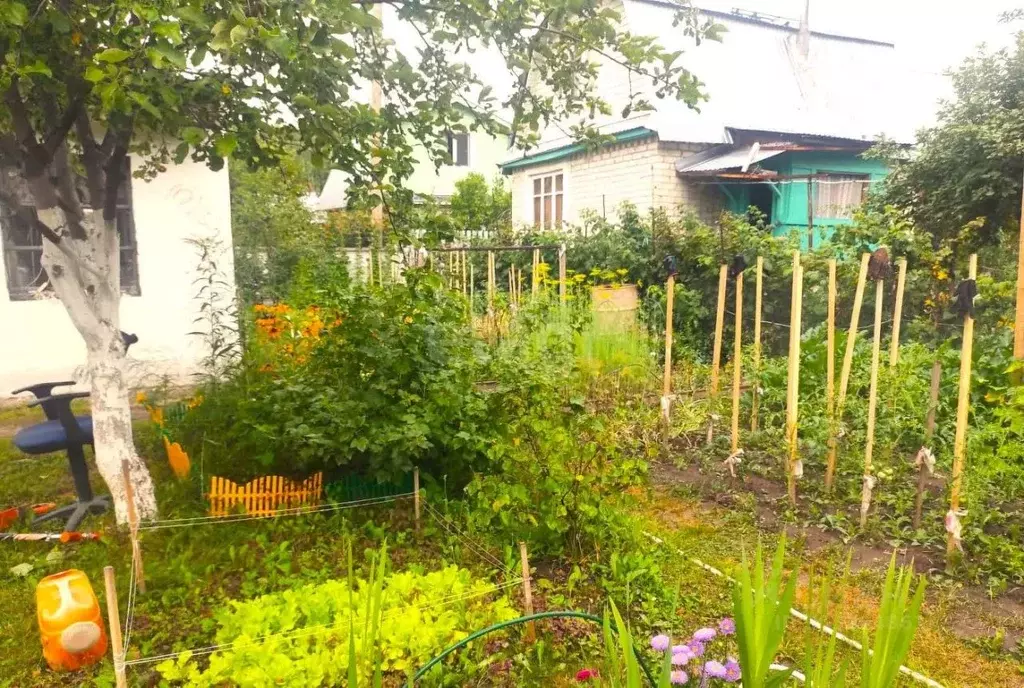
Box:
[698,0,1021,75]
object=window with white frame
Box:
[0,163,140,300]
[532,172,563,229]
[812,173,869,220]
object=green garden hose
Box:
[411,610,656,684]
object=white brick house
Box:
[501,1,942,229]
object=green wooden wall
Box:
[719,150,887,249]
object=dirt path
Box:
[650,459,1024,661]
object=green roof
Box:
[500,127,655,173]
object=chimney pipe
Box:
[798,0,811,58]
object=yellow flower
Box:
[404,316,414,324]
[135,391,147,404]
[221,84,232,95]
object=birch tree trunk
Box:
[37,205,157,523]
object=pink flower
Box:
[724,658,741,682]
[670,670,689,684]
[718,617,736,635]
[651,634,671,652]
[672,651,692,666]
[705,661,728,679]
[576,668,599,681]
[693,627,717,642]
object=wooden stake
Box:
[827,252,870,492]
[462,250,468,296]
[731,269,744,454]
[519,542,536,642]
[890,258,908,367]
[948,254,978,559]
[120,460,145,595]
[860,278,885,528]
[914,360,942,530]
[662,273,676,426]
[413,467,420,532]
[558,243,567,304]
[786,253,803,506]
[470,261,475,315]
[487,251,495,313]
[378,251,384,287]
[751,256,763,432]
[1014,169,1024,371]
[532,248,540,295]
[824,259,838,489]
[103,566,128,688]
[708,265,728,444]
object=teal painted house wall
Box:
[719,151,887,249]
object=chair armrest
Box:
[28,392,91,441]
[11,381,77,399]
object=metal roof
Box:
[675,145,784,174]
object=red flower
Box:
[576,668,599,681]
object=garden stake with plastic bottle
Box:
[860,248,891,528]
[827,252,870,492]
[947,254,978,563]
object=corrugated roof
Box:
[513,1,944,165]
[675,145,784,174]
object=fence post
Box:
[519,542,536,643]
[890,258,908,367]
[558,243,567,304]
[103,566,128,688]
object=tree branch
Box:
[103,122,133,223]
[0,186,62,244]
[41,89,87,162]
[4,78,48,176]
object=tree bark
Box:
[37,205,157,523]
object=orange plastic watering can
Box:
[35,569,108,671]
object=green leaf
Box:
[19,60,52,77]
[154,22,184,45]
[84,65,106,83]
[2,1,28,26]
[148,44,187,69]
[181,126,205,145]
[176,6,208,26]
[229,24,249,45]
[130,92,162,119]
[96,48,132,63]
[214,133,237,157]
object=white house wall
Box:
[0,158,235,397]
[405,129,510,199]
[509,136,721,227]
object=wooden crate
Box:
[208,473,323,517]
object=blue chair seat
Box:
[12,417,93,455]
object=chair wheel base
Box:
[33,498,110,532]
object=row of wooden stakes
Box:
[661,251,977,559]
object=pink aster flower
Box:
[693,627,717,642]
[704,661,727,679]
[670,670,689,684]
[686,639,705,657]
[651,634,671,652]
[576,668,599,681]
[672,651,692,666]
[724,658,741,683]
[718,617,736,636]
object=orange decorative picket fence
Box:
[207,473,323,517]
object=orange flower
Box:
[163,437,191,479]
